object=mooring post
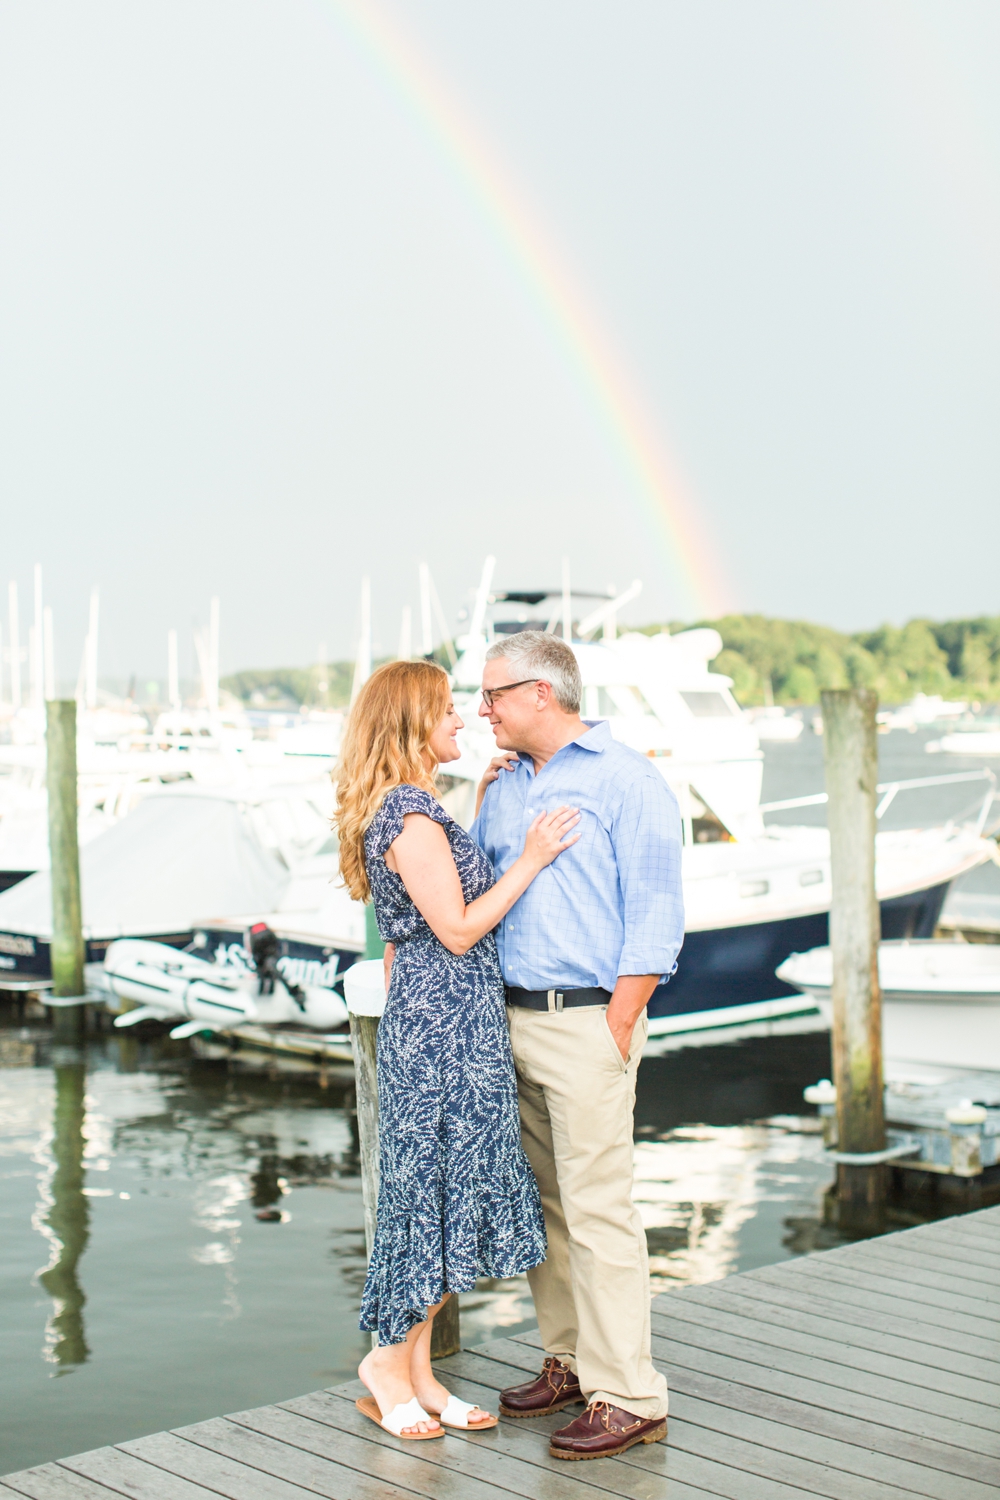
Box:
[344,956,461,1359]
[46,700,87,1044]
[821,688,885,1233]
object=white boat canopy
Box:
[0,791,288,940]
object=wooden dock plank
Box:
[7,1207,1000,1500]
[665,1410,932,1500]
[647,1447,819,1500]
[650,1320,1000,1437]
[886,1239,1000,1281]
[339,1372,681,1498]
[181,1412,478,1500]
[439,1335,1000,1496]
[859,1235,1000,1285]
[379,1366,700,1495]
[651,1297,1000,1406]
[903,1223,1000,1258]
[500,1308,1000,1470]
[701,1267,1000,1380]
[765,1252,1000,1332]
[671,1386,1000,1494]
[57,1449,227,1499]
[650,1328,1000,1460]
[744,1260,1000,1355]
[119,1430,356,1500]
[829,1245,1000,1309]
[664,1363,1000,1495]
[278,1390,670,1500]
[917,1212,1000,1248]
[1,1471,120,1499]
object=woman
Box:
[334,660,579,1440]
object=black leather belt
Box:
[505,985,612,1012]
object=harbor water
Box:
[3,727,997,1473]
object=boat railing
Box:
[759,768,998,835]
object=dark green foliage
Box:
[642,614,1000,705]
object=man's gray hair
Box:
[484,630,582,713]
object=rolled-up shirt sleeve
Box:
[612,772,684,979]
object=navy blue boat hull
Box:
[648,880,951,1021]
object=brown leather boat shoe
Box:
[499,1356,584,1418]
[549,1399,667,1459]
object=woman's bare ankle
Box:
[359,1347,442,1434]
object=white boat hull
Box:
[104,938,349,1035]
[777,939,1000,1071]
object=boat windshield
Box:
[681,691,737,719]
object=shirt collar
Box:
[515,718,610,769]
[574,719,611,752]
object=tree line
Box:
[222,613,1000,710]
[665,614,1000,706]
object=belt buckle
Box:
[547,990,564,1013]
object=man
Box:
[471,630,683,1461]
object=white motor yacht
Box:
[434,561,999,1039]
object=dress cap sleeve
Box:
[369,785,451,857]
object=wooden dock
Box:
[4,1206,999,1500]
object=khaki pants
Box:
[507,1003,668,1420]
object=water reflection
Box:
[633,1120,830,1291]
[34,1061,91,1371]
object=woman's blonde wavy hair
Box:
[333,659,452,902]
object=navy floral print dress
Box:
[359,785,546,1346]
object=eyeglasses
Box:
[481,678,541,708]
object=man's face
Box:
[479,657,546,750]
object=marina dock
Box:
[4,1206,998,1499]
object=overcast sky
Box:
[2,1,999,684]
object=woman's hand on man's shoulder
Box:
[476,753,518,817]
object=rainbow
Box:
[320,0,732,617]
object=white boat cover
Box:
[0,792,288,940]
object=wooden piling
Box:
[348,1005,380,1266]
[821,688,885,1232]
[46,700,86,1043]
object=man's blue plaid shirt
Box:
[470,719,684,992]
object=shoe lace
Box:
[588,1400,615,1430]
[585,1400,641,1434]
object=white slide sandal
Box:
[437,1395,499,1430]
[355,1395,444,1439]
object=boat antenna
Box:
[350,576,372,704]
[398,605,412,661]
[421,563,457,666]
[468,556,496,645]
[8,581,21,710]
[167,629,180,710]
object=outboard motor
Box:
[250,923,305,1011]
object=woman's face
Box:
[427,699,464,765]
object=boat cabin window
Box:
[584,684,655,719]
[680,691,738,718]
